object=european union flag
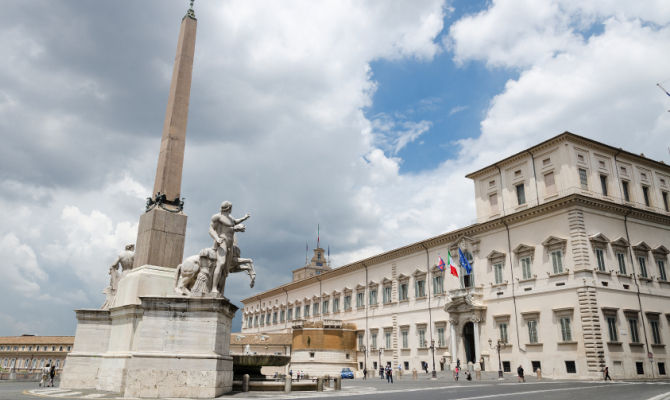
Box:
[458,248,472,275]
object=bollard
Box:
[242,374,250,392]
[536,368,542,380]
[476,370,481,380]
[324,374,330,388]
[284,375,292,393]
[316,377,324,392]
[334,376,341,391]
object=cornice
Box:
[242,193,670,304]
[465,131,670,180]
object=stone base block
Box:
[60,295,237,398]
[112,265,175,308]
[60,309,112,389]
[124,354,233,398]
[133,208,187,269]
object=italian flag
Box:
[447,250,458,277]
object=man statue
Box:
[174,248,217,296]
[101,244,135,309]
[209,201,250,295]
[110,244,135,275]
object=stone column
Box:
[449,319,458,368]
[473,319,481,365]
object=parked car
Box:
[341,367,354,379]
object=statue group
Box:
[174,201,256,297]
[101,201,256,308]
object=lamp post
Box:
[488,338,504,380]
[362,345,367,377]
[430,339,437,379]
[378,347,384,377]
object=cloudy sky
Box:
[1,0,670,335]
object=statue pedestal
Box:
[62,269,237,398]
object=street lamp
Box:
[378,347,384,375]
[361,345,367,377]
[488,338,505,380]
[430,339,437,379]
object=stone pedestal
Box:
[133,208,187,269]
[61,268,237,398]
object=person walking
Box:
[454,365,459,381]
[39,363,49,387]
[363,367,367,380]
[517,365,525,383]
[386,365,393,383]
[379,366,384,380]
[49,364,56,387]
[604,366,612,381]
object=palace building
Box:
[239,132,670,379]
[0,335,74,379]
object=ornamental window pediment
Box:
[397,273,410,282]
[610,237,629,249]
[343,287,352,294]
[588,233,610,245]
[486,250,506,262]
[321,292,330,299]
[632,242,651,252]
[542,236,567,250]
[368,280,379,288]
[331,290,341,297]
[355,284,365,291]
[412,268,427,278]
[382,277,393,286]
[652,245,669,256]
[513,244,535,256]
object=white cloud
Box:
[451,8,670,168]
[0,233,45,296]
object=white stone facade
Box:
[241,132,670,380]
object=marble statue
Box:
[209,201,251,295]
[101,244,135,309]
[174,248,217,296]
[101,265,120,309]
[111,244,136,275]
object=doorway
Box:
[462,322,475,363]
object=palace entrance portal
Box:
[463,321,476,363]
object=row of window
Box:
[245,276,446,328]
[356,325,447,351]
[489,167,670,215]
[593,247,667,279]
[0,345,70,352]
[497,310,666,347]
[1,357,64,369]
[578,167,670,211]
[604,311,665,345]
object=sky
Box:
[1,0,670,336]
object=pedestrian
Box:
[465,370,472,381]
[363,367,367,379]
[39,363,49,387]
[289,369,293,381]
[379,366,384,379]
[386,365,393,383]
[517,365,525,383]
[604,366,612,381]
[49,364,56,387]
[457,358,461,369]
[397,364,402,380]
[454,366,459,381]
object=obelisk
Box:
[133,3,197,269]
